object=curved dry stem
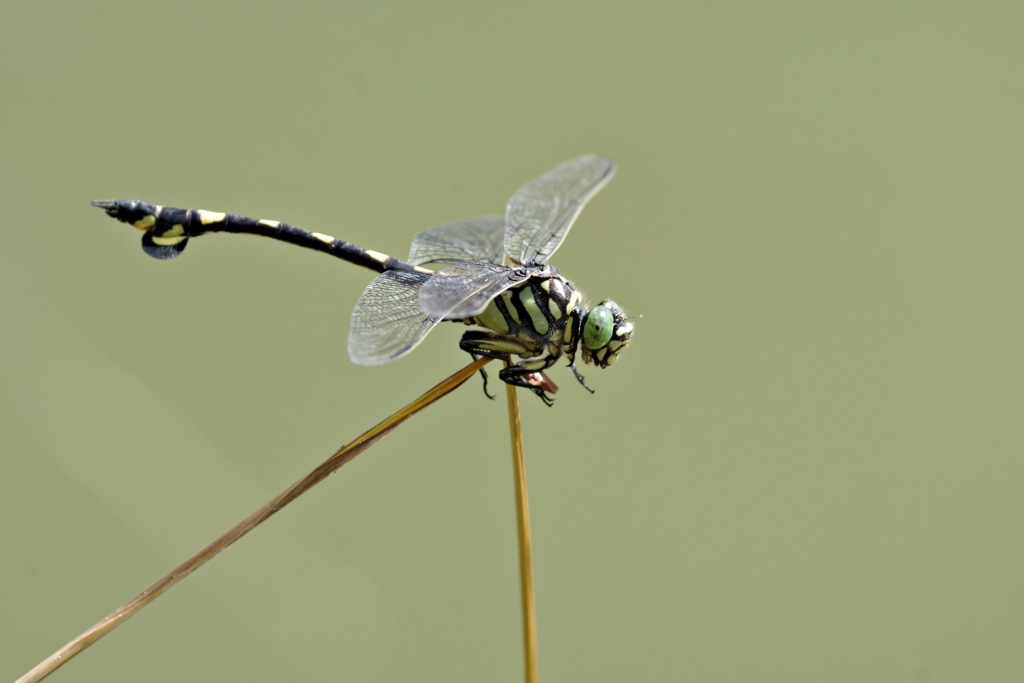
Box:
[17,357,489,683]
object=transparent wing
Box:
[505,154,616,265]
[407,215,506,266]
[348,270,441,366]
[418,262,528,320]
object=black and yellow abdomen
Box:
[91,199,427,274]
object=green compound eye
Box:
[583,304,615,350]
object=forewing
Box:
[418,262,526,320]
[407,215,506,266]
[348,270,441,366]
[505,154,616,265]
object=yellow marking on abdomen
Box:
[364,249,390,263]
[132,214,156,231]
[197,210,226,225]
[259,219,281,228]
[156,223,186,238]
[311,232,334,244]
[151,233,187,246]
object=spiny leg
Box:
[468,352,497,400]
[568,362,595,394]
[499,365,557,406]
[459,331,556,405]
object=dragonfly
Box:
[92,154,633,405]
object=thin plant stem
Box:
[505,371,538,683]
[16,357,490,683]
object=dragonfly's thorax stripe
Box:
[467,274,582,371]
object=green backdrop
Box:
[2,2,1021,681]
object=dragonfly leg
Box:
[498,365,557,406]
[459,332,557,405]
[568,361,595,394]
[468,353,497,400]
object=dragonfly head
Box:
[579,300,633,368]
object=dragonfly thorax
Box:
[456,273,631,403]
[467,273,583,369]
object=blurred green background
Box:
[2,2,1021,681]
